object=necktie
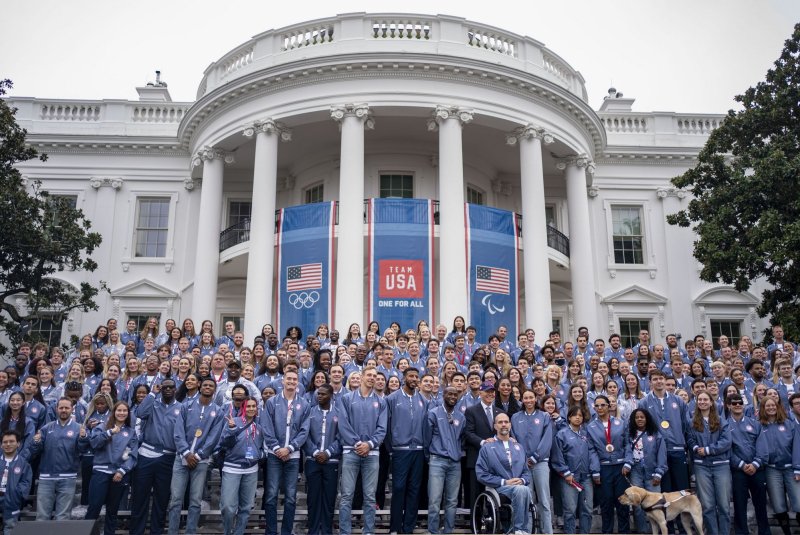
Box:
[486,405,493,427]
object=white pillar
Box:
[242,120,291,343]
[191,147,232,324]
[507,125,554,337]
[429,105,473,325]
[561,155,598,337]
[331,104,373,332]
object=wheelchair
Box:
[471,487,539,534]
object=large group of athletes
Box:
[0,315,799,535]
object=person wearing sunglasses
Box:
[727,392,769,535]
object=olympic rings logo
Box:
[288,291,320,309]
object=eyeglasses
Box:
[729,401,744,406]
[594,403,608,408]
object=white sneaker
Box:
[71,505,88,519]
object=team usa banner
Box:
[368,198,434,330]
[466,203,520,341]
[276,202,335,336]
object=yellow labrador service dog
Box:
[618,486,703,535]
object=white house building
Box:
[7,13,769,350]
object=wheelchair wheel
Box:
[472,492,500,534]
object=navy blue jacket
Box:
[629,430,667,480]
[423,405,465,462]
[386,389,429,451]
[476,439,530,487]
[173,399,224,462]
[137,393,181,456]
[686,415,731,466]
[510,409,553,464]
[728,415,762,470]
[551,425,600,480]
[89,423,138,475]
[302,404,342,462]
[756,419,800,473]
[0,453,31,518]
[336,389,387,452]
[25,419,87,478]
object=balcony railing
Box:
[547,225,570,257]
[220,200,570,258]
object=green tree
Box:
[667,23,800,341]
[0,79,103,355]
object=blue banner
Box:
[466,204,519,341]
[368,198,433,331]
[276,202,334,337]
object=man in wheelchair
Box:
[475,413,533,534]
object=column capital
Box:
[192,147,235,168]
[88,176,124,190]
[554,153,594,173]
[656,186,687,200]
[505,124,554,146]
[242,119,292,142]
[330,104,374,130]
[427,105,474,131]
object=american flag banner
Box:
[276,202,335,336]
[476,265,510,294]
[466,203,519,341]
[286,263,322,291]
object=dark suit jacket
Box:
[464,402,506,468]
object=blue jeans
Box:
[265,456,300,535]
[693,462,731,535]
[167,457,210,535]
[130,454,175,535]
[427,455,461,534]
[560,476,592,534]
[305,459,338,535]
[339,451,379,535]
[36,477,76,520]
[630,462,661,533]
[496,484,532,533]
[390,450,424,533]
[86,471,129,535]
[528,461,553,534]
[765,466,800,514]
[220,470,258,535]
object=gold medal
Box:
[194,429,203,438]
[661,421,670,429]
[606,444,614,452]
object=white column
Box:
[191,147,233,323]
[561,155,598,337]
[429,105,473,325]
[507,125,554,336]
[242,120,291,343]
[331,104,373,332]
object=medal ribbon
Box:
[605,419,612,447]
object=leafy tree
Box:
[667,23,800,341]
[0,79,103,355]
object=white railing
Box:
[221,47,254,78]
[131,104,186,123]
[677,117,722,134]
[601,115,648,133]
[196,13,585,100]
[40,103,101,121]
[372,18,431,40]
[282,24,335,50]
[467,27,516,56]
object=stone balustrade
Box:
[196,12,586,101]
[599,111,726,149]
[40,103,101,121]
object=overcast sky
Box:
[2,0,797,113]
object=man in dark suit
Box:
[464,381,506,507]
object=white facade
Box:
[7,13,769,347]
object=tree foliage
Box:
[0,79,103,355]
[667,24,800,341]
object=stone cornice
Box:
[178,54,605,155]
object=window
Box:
[379,174,413,198]
[27,315,63,348]
[221,315,244,332]
[46,194,78,227]
[305,184,324,204]
[619,319,650,349]
[135,198,169,257]
[228,201,252,227]
[127,314,161,332]
[552,318,561,334]
[545,205,556,228]
[710,320,742,349]
[466,186,484,205]
[611,206,644,264]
